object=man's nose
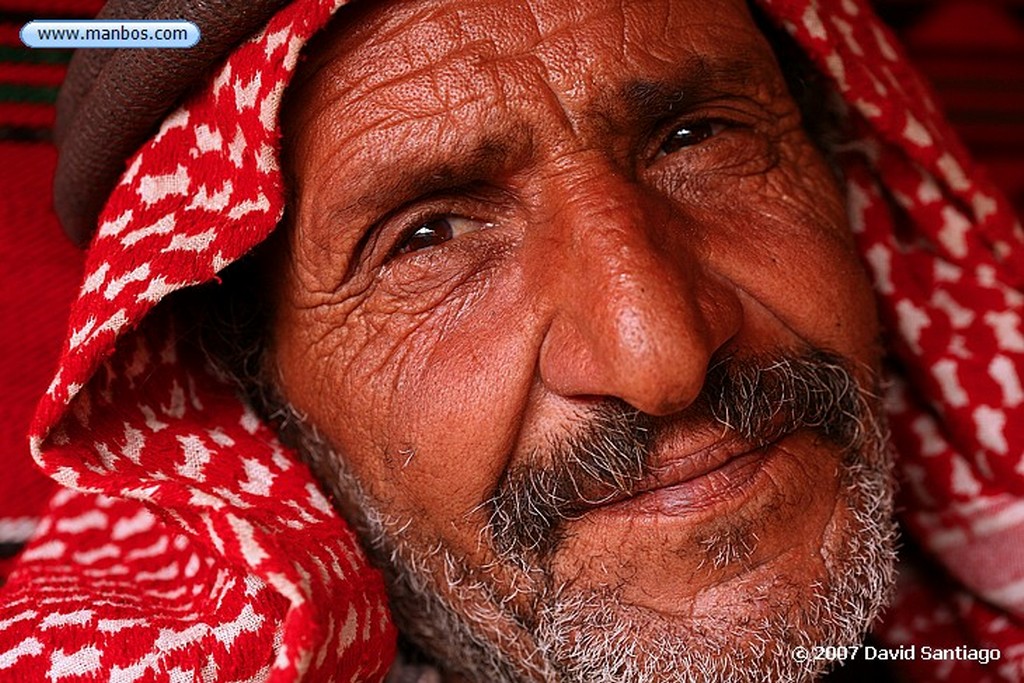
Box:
[534,170,742,416]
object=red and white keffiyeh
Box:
[1,0,1022,680]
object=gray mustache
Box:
[487,349,876,563]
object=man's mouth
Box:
[488,352,873,558]
[569,430,789,518]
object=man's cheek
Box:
[306,264,490,404]
[702,169,878,357]
[338,267,538,541]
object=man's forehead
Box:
[296,0,778,109]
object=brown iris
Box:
[398,218,456,254]
[660,120,717,155]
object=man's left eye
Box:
[658,120,724,156]
[394,216,489,256]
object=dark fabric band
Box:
[54,0,291,247]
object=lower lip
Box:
[603,443,779,517]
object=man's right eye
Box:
[393,216,489,255]
[656,120,725,158]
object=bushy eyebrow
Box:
[610,55,774,128]
[355,135,525,213]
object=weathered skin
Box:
[268,0,883,678]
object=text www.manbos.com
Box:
[21,20,200,49]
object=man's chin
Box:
[275,357,899,682]
[535,518,888,682]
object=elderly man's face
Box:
[269,0,896,679]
